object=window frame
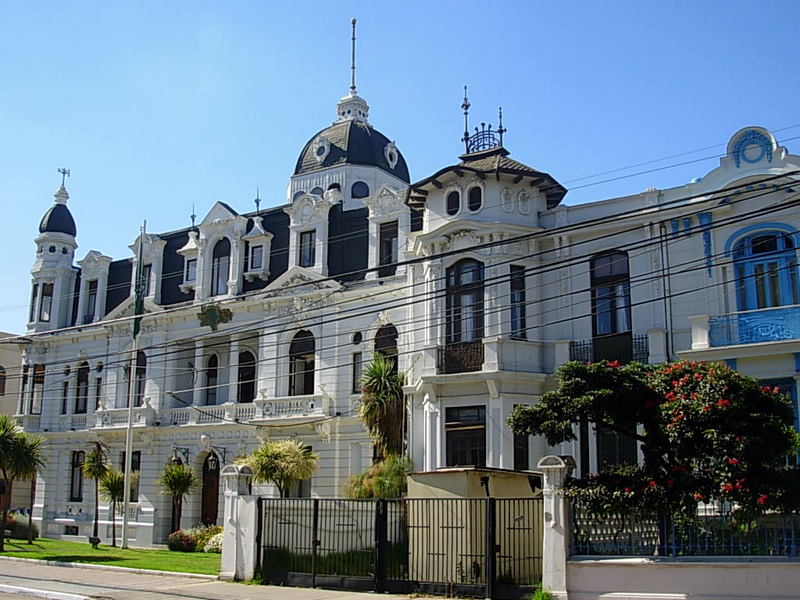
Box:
[733,231,799,311]
[289,331,315,396]
[237,351,256,403]
[446,190,460,216]
[378,220,399,277]
[299,230,316,268]
[445,405,487,467]
[85,279,98,323]
[211,238,231,296]
[69,451,85,502]
[467,186,483,212]
[352,352,363,394]
[185,258,197,282]
[446,259,485,344]
[510,265,527,340]
[75,362,89,414]
[39,283,53,322]
[590,252,631,337]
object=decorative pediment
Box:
[362,184,405,217]
[200,201,239,226]
[128,233,166,262]
[263,266,342,297]
[177,231,200,257]
[284,193,341,227]
[103,296,162,321]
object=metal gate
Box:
[258,497,543,599]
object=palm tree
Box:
[82,441,108,541]
[359,354,406,459]
[244,440,319,497]
[156,463,199,533]
[0,415,45,552]
[99,468,138,547]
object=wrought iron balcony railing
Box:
[437,340,484,374]
[569,333,649,364]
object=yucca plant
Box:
[359,354,406,459]
[243,440,318,497]
[99,468,138,547]
[157,463,200,533]
[82,441,109,541]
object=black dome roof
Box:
[39,203,77,237]
[294,120,410,183]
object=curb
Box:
[0,555,219,580]
[0,584,89,600]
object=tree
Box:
[345,454,411,499]
[359,354,406,459]
[82,441,109,541]
[156,463,200,533]
[99,468,138,547]
[243,440,319,497]
[0,415,45,552]
[508,360,800,516]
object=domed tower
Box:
[28,170,78,332]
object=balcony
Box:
[569,333,649,364]
[691,304,800,348]
[437,341,485,374]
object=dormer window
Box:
[185,258,197,282]
[242,216,273,282]
[85,280,98,324]
[141,264,152,297]
[250,245,263,271]
[351,181,370,199]
[299,231,316,268]
[39,283,53,322]
[446,191,460,216]
[211,238,231,296]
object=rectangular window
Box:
[185,258,197,282]
[250,245,263,271]
[70,451,85,502]
[299,230,316,268]
[85,279,98,323]
[29,284,38,322]
[121,450,141,502]
[19,365,28,414]
[352,352,363,394]
[39,283,53,322]
[596,426,637,468]
[30,364,45,415]
[445,406,486,467]
[513,405,529,470]
[141,264,152,297]
[61,380,69,415]
[94,377,103,410]
[378,221,399,277]
[510,265,527,339]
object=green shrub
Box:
[167,530,197,552]
[345,455,410,498]
[7,513,39,540]
[204,531,224,553]
[189,524,223,551]
[532,589,555,600]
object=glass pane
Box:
[767,262,780,307]
[615,283,631,332]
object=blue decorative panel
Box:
[698,212,713,277]
[732,130,773,168]
[682,217,692,233]
[709,306,800,346]
[670,220,680,238]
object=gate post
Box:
[374,499,388,593]
[537,455,575,600]
[484,497,497,600]
[220,464,257,581]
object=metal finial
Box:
[497,106,506,146]
[350,18,358,94]
[254,187,261,215]
[461,85,471,151]
[58,167,71,186]
[190,204,196,229]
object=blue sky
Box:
[1,1,799,334]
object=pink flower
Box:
[721,483,734,492]
[757,494,769,506]
[716,398,731,408]
[727,458,740,465]
[607,360,621,369]
[648,480,658,489]
[693,493,705,501]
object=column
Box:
[220,465,257,581]
[228,337,240,404]
[537,455,576,600]
[192,340,204,407]
[257,330,277,399]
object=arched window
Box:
[205,355,218,405]
[468,187,482,211]
[351,181,370,199]
[733,231,799,310]
[310,187,324,196]
[375,324,399,371]
[590,252,631,337]
[237,351,256,403]
[446,191,460,216]
[134,351,147,407]
[289,330,315,396]
[75,362,90,414]
[0,366,5,396]
[446,259,484,343]
[211,238,231,296]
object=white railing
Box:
[231,402,257,421]
[197,404,227,424]
[254,395,325,420]
[94,407,152,428]
[167,407,191,425]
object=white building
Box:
[12,72,800,544]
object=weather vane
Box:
[190,204,197,230]
[461,86,471,151]
[58,167,70,186]
[254,187,261,215]
[350,18,358,94]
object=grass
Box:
[0,538,220,575]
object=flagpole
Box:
[122,221,146,548]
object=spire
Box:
[461,86,471,153]
[55,167,70,204]
[336,18,369,123]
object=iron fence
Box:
[258,496,543,598]
[569,333,649,364]
[437,341,484,374]
[572,501,800,557]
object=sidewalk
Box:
[0,558,412,600]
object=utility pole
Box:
[122,221,146,548]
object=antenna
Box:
[497,106,506,146]
[460,86,471,152]
[190,204,196,230]
[254,187,261,215]
[350,18,358,94]
[58,167,71,186]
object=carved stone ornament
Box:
[364,185,405,217]
[312,136,331,164]
[315,421,331,443]
[377,311,392,326]
[384,142,399,170]
[501,187,514,213]
[447,229,479,252]
[197,303,233,331]
[517,190,532,215]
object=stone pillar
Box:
[192,340,204,407]
[228,337,240,404]
[537,455,576,600]
[690,315,711,349]
[220,464,258,581]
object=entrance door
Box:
[201,453,220,525]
